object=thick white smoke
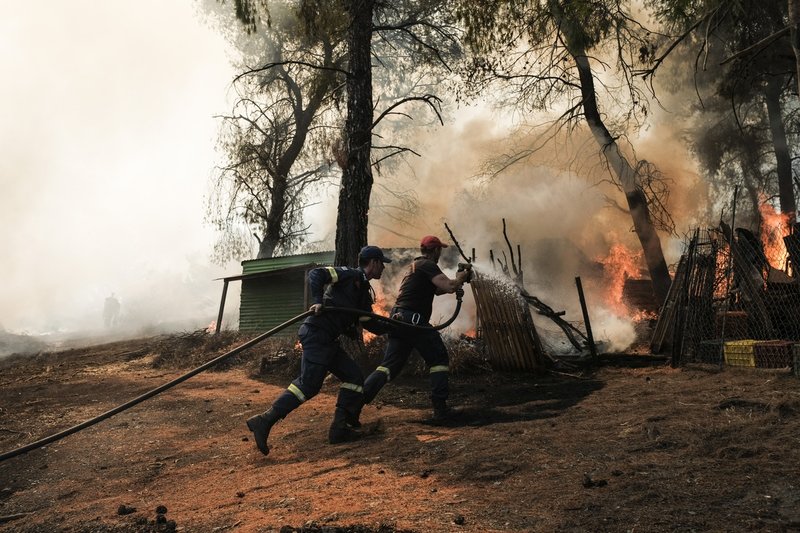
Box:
[359,104,705,352]
[0,2,242,353]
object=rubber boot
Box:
[328,407,362,444]
[246,408,281,456]
[431,399,460,424]
[346,404,363,428]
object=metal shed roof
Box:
[241,251,335,275]
[217,251,336,282]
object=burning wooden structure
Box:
[651,224,800,367]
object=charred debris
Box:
[652,222,800,369]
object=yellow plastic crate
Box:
[724,340,756,367]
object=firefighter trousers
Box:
[271,323,364,419]
[363,310,449,406]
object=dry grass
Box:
[149,328,490,380]
[150,329,247,371]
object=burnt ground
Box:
[1,333,800,533]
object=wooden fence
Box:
[470,271,546,373]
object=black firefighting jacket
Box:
[303,266,389,337]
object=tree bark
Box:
[257,236,279,259]
[334,0,375,267]
[765,75,796,223]
[790,0,800,98]
[572,52,672,305]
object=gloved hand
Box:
[457,263,473,284]
[310,303,323,315]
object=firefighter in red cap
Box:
[246,245,393,456]
[359,235,471,423]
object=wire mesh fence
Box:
[654,225,800,370]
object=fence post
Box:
[575,276,597,360]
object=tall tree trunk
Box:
[545,0,671,304]
[765,75,796,223]
[335,0,375,267]
[790,0,800,98]
[257,236,279,259]
[571,52,672,305]
[257,176,288,259]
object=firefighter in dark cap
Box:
[360,235,471,423]
[246,245,393,456]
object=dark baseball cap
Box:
[359,245,392,263]
[420,235,448,249]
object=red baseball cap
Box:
[420,235,448,249]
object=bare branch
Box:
[372,94,444,129]
[233,61,350,85]
[720,26,790,65]
[443,222,472,264]
[371,145,422,167]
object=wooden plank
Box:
[730,239,773,337]
[215,280,229,335]
[650,255,687,353]
[471,271,542,372]
[486,276,527,370]
[470,273,506,369]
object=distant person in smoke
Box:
[358,235,471,424]
[246,245,393,457]
[103,293,120,328]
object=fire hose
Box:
[0,293,465,463]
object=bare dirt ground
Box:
[1,333,800,533]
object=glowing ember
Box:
[597,243,642,317]
[463,328,477,338]
[631,309,658,322]
[758,196,792,271]
[294,340,301,350]
[714,244,730,299]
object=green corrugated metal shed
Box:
[237,251,335,336]
[241,251,335,276]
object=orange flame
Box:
[205,320,217,334]
[758,196,791,271]
[597,244,642,317]
[715,244,730,299]
[371,284,391,317]
[363,284,391,344]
